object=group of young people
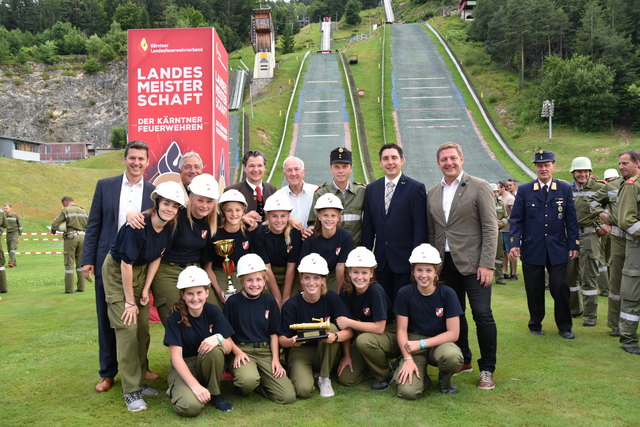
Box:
[98,165,465,416]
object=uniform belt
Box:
[579,226,596,234]
[161,259,200,268]
[63,231,85,238]
[611,226,626,239]
[238,342,270,348]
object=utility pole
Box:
[541,100,555,140]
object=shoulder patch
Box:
[626,177,636,184]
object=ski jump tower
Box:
[319,17,333,53]
[251,7,276,79]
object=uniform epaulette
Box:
[316,185,327,192]
[354,182,366,187]
[626,177,637,185]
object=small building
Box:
[39,142,93,163]
[0,136,41,161]
[460,0,476,20]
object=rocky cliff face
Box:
[0,59,127,146]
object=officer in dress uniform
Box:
[307,147,366,246]
[617,170,640,355]
[589,151,640,337]
[509,150,580,339]
[51,196,89,293]
[567,157,605,326]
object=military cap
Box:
[533,149,555,163]
[330,147,352,164]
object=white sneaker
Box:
[124,391,147,412]
[317,376,334,398]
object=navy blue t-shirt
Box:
[279,291,349,337]
[254,225,302,267]
[163,209,210,264]
[339,281,391,323]
[300,228,353,271]
[109,213,173,265]
[164,303,234,358]
[394,284,463,337]
[224,292,280,343]
[205,227,256,268]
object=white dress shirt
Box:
[118,173,145,230]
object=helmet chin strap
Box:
[155,198,170,223]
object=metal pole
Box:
[549,116,552,140]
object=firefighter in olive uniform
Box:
[490,183,508,285]
[0,210,7,292]
[3,204,22,267]
[51,196,88,293]
[307,147,366,246]
[567,157,605,326]
[617,172,640,355]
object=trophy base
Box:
[296,330,329,342]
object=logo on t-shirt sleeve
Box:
[363,307,371,317]
[209,324,213,334]
[435,308,444,317]
[265,310,270,320]
[201,230,207,239]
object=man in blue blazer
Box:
[82,141,156,392]
[509,150,580,339]
[362,143,428,302]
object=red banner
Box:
[127,28,229,185]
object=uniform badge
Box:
[265,310,270,320]
[435,307,444,317]
[286,245,293,254]
[242,241,250,250]
[551,182,557,190]
[209,324,213,334]
[558,213,563,220]
[533,182,540,191]
[160,248,166,256]
[201,230,207,239]
[363,307,371,317]
[335,247,341,256]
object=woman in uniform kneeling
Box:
[394,244,464,400]
[164,266,235,416]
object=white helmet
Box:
[570,157,592,172]
[236,253,267,277]
[298,253,329,275]
[345,246,377,268]
[188,173,220,200]
[603,168,619,180]
[314,193,344,212]
[409,243,442,265]
[151,181,186,207]
[489,183,499,191]
[218,189,248,208]
[176,266,211,289]
[264,192,293,212]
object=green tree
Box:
[103,21,127,55]
[113,1,147,30]
[539,55,618,131]
[60,28,87,55]
[34,40,59,64]
[344,0,362,26]
[83,56,102,74]
[110,125,127,149]
[280,22,295,54]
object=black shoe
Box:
[438,372,458,394]
[530,329,545,336]
[610,329,621,337]
[495,278,506,285]
[558,331,575,339]
[63,291,73,294]
[0,291,7,294]
[371,378,392,391]
[508,274,518,281]
[75,289,85,292]
[503,273,510,279]
[233,386,245,397]
[211,395,233,412]
[571,313,582,318]
[622,346,640,355]
[583,319,596,327]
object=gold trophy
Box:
[213,238,237,300]
[289,317,331,342]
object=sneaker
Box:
[478,371,495,390]
[211,394,233,412]
[583,319,596,327]
[508,274,518,281]
[124,391,147,412]
[438,372,458,394]
[140,384,158,396]
[453,362,473,376]
[317,376,335,397]
[370,377,392,391]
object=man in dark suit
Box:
[509,149,580,340]
[427,142,499,390]
[227,150,277,226]
[362,143,428,302]
[82,140,156,393]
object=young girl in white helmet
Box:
[150,174,221,323]
[223,254,295,404]
[335,247,399,390]
[300,193,354,292]
[394,243,464,400]
[163,266,234,416]
[278,253,352,399]
[102,181,184,412]
[204,189,256,303]
[253,192,302,307]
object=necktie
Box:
[542,184,548,199]
[255,185,263,202]
[384,182,395,214]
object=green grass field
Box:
[1,238,639,425]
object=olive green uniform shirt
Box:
[308,181,366,245]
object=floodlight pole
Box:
[541,99,555,140]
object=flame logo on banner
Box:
[218,147,226,184]
[140,38,148,51]
[157,141,182,174]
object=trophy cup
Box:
[289,317,331,342]
[213,238,237,300]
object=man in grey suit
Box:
[427,142,499,390]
